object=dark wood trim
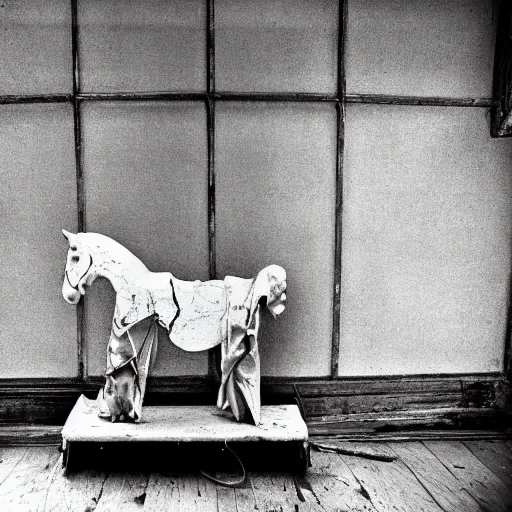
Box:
[77,92,207,102]
[0,426,510,447]
[294,376,497,416]
[345,94,495,108]
[0,92,496,108]
[308,410,511,438]
[71,0,85,380]
[206,99,219,380]
[491,0,512,137]
[71,0,80,100]
[206,0,220,381]
[496,379,512,415]
[0,95,72,105]
[505,278,512,382]
[77,92,334,103]
[211,92,338,102]
[207,0,215,94]
[331,0,347,378]
[0,375,506,444]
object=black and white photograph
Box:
[0,1,511,510]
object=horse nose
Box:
[66,292,80,304]
[62,279,80,304]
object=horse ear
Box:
[62,229,78,250]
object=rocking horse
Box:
[61,230,287,426]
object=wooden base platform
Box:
[61,396,309,474]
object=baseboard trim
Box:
[0,374,508,443]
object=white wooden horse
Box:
[62,230,286,425]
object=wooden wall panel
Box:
[0,104,78,377]
[79,0,206,93]
[0,0,72,95]
[339,104,512,376]
[215,0,338,94]
[82,102,209,377]
[345,0,496,98]
[216,102,337,377]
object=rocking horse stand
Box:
[60,231,309,477]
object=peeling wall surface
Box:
[345,0,496,98]
[216,103,336,376]
[82,102,209,377]
[0,0,511,379]
[0,105,78,377]
[340,105,512,376]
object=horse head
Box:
[253,264,287,317]
[62,230,96,304]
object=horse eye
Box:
[70,245,77,251]
[71,255,80,262]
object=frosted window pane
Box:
[83,102,208,376]
[79,0,206,93]
[340,104,512,377]
[0,0,72,95]
[216,0,338,93]
[0,104,78,377]
[346,0,496,98]
[216,103,336,377]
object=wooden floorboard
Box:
[301,450,379,511]
[1,442,512,511]
[0,446,60,511]
[0,447,28,488]
[336,442,444,512]
[463,440,512,485]
[92,473,150,512]
[42,467,108,512]
[388,442,482,512]
[144,472,218,511]
[248,473,300,511]
[424,441,512,512]
[216,486,237,512]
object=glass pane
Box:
[0,0,72,95]
[216,103,336,377]
[0,104,77,377]
[83,102,209,376]
[79,0,206,93]
[340,104,512,376]
[216,0,338,93]
[346,0,496,98]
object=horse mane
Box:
[76,232,149,272]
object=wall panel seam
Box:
[71,0,85,380]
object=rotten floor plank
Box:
[424,441,512,512]
[1,442,512,511]
[232,477,257,512]
[41,465,109,512]
[144,472,218,512]
[247,472,301,511]
[216,486,237,512]
[0,446,60,512]
[388,442,482,512]
[305,450,378,511]
[464,440,512,485]
[0,447,28,488]
[234,471,325,512]
[91,472,149,512]
[337,442,444,511]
